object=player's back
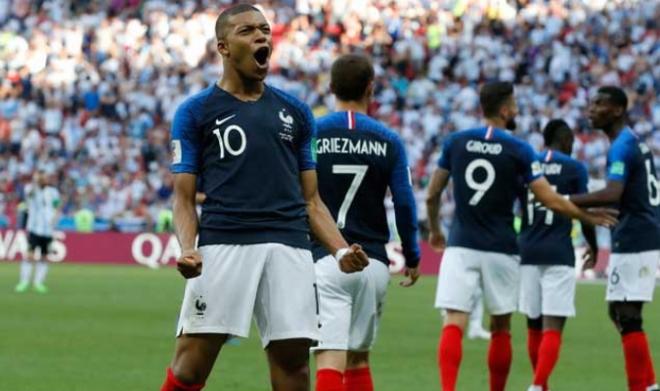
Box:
[519,150,588,265]
[607,128,660,253]
[313,111,418,264]
[439,126,542,254]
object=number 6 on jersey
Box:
[332,164,368,229]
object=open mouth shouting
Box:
[253,46,271,69]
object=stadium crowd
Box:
[0,0,658,232]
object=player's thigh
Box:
[482,252,520,315]
[540,265,576,317]
[313,255,354,351]
[518,264,543,319]
[254,243,318,348]
[607,251,659,302]
[177,244,267,337]
[348,259,390,352]
[435,247,481,312]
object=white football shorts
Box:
[606,250,660,302]
[312,255,390,352]
[435,246,520,315]
[176,243,319,348]
[519,264,576,319]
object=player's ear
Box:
[217,39,230,57]
[365,80,375,100]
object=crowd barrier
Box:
[0,230,611,276]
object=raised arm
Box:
[300,170,368,273]
[529,177,616,227]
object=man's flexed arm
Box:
[173,173,202,279]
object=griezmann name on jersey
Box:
[170,84,316,250]
[606,127,660,253]
[519,149,589,266]
[437,126,543,254]
[313,111,420,267]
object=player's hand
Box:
[581,246,597,271]
[583,208,618,227]
[429,231,446,252]
[176,249,202,279]
[338,243,369,273]
[400,266,420,287]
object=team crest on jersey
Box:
[278,108,295,142]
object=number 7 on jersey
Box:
[332,165,368,229]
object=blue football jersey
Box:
[519,150,588,266]
[312,111,420,267]
[438,126,543,254]
[606,127,660,253]
[170,84,316,249]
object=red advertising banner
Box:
[0,230,611,276]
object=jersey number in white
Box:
[332,165,368,229]
[465,159,495,205]
[213,125,246,159]
[645,159,659,206]
[527,186,557,225]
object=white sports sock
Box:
[34,261,49,285]
[469,295,485,328]
[19,260,34,284]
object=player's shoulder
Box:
[177,85,216,114]
[358,114,402,144]
[267,85,312,119]
[316,112,344,133]
[552,150,586,172]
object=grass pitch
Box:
[1,262,658,390]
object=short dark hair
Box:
[215,4,261,40]
[330,54,374,102]
[479,81,514,117]
[597,86,628,112]
[543,119,572,146]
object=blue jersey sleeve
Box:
[170,100,201,174]
[606,141,630,182]
[437,134,453,170]
[576,162,589,194]
[517,140,544,183]
[389,137,421,268]
[298,104,317,171]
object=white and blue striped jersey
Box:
[25,184,61,237]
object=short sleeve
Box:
[606,141,629,182]
[170,101,201,174]
[437,135,453,170]
[518,141,544,183]
[297,104,317,171]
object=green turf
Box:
[1,262,658,390]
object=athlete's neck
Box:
[335,100,368,115]
[602,120,626,142]
[217,69,264,101]
[484,117,506,129]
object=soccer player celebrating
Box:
[15,170,61,294]
[311,54,420,391]
[569,86,660,391]
[161,5,368,391]
[426,81,616,391]
[518,119,599,391]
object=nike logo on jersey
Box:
[215,114,236,126]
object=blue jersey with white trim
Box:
[438,126,543,254]
[519,150,588,266]
[606,127,660,253]
[170,84,316,249]
[312,111,421,267]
